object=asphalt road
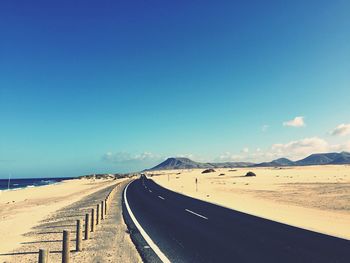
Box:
[124,176,350,263]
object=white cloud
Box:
[331,124,350,136]
[216,138,350,163]
[217,152,242,162]
[329,141,350,152]
[261,125,269,132]
[283,116,305,127]
[241,147,249,153]
[270,137,329,160]
[176,153,195,159]
[102,151,161,163]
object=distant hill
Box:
[148,152,350,171]
[208,162,255,168]
[149,157,213,170]
[330,152,350,164]
[255,158,294,167]
[295,152,350,166]
[148,157,254,171]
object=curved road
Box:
[124,176,350,263]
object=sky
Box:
[0,0,350,178]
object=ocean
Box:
[0,177,75,191]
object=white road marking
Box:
[124,181,171,263]
[185,209,208,220]
[158,195,165,200]
[149,190,152,193]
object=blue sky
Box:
[1,1,349,178]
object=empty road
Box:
[124,176,350,263]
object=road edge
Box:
[122,179,171,263]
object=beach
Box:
[151,165,350,240]
[0,177,141,262]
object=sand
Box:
[0,178,141,262]
[0,179,141,263]
[150,165,350,240]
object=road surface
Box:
[124,176,350,263]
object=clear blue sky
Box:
[1,1,349,178]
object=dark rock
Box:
[245,171,256,177]
[202,169,216,174]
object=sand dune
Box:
[151,165,350,240]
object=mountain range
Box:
[148,152,350,171]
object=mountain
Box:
[255,158,295,167]
[329,152,350,164]
[149,157,213,170]
[148,158,254,171]
[148,152,350,171]
[295,152,350,166]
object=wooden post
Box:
[84,214,90,240]
[38,249,49,263]
[96,204,100,225]
[91,209,95,232]
[76,220,82,251]
[104,199,107,215]
[62,230,70,263]
[101,201,104,220]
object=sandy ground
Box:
[0,178,141,262]
[150,165,350,240]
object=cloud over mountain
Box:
[103,151,161,163]
[218,137,350,163]
[331,124,350,136]
[271,137,329,160]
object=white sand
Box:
[151,165,350,240]
[0,178,123,255]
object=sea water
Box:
[0,177,74,191]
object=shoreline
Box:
[0,177,75,192]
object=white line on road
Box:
[185,209,208,220]
[149,190,152,193]
[158,195,165,200]
[124,181,171,263]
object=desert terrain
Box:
[0,178,141,262]
[151,165,350,240]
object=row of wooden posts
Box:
[38,185,118,263]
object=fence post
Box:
[38,249,49,263]
[84,213,90,240]
[104,199,107,215]
[91,209,95,232]
[101,201,104,220]
[62,230,70,263]
[76,220,82,251]
[96,204,100,225]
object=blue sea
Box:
[0,177,75,191]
